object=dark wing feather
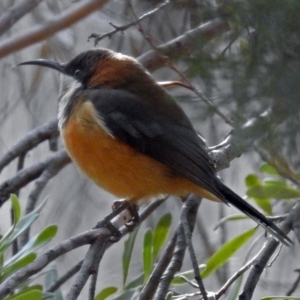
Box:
[81,88,291,244]
[82,88,223,199]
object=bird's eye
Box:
[74,69,82,79]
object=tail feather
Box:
[216,179,292,245]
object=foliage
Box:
[0,195,58,300]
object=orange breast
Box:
[61,100,219,202]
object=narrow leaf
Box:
[259,163,280,175]
[122,227,139,287]
[252,197,272,215]
[143,229,153,282]
[124,273,144,290]
[0,253,36,281]
[214,214,248,230]
[152,213,172,261]
[247,181,300,199]
[9,290,42,300]
[10,194,21,225]
[95,286,118,300]
[172,265,207,285]
[201,228,257,278]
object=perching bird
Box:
[19,48,290,244]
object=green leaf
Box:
[4,225,57,267]
[252,198,272,215]
[122,227,139,288]
[259,163,280,175]
[143,228,153,283]
[172,265,207,285]
[214,214,248,229]
[8,290,42,300]
[124,273,143,290]
[245,174,261,188]
[4,286,42,300]
[152,213,172,261]
[10,194,21,225]
[0,214,38,256]
[201,228,257,278]
[0,198,48,253]
[32,225,57,248]
[94,286,118,300]
[0,253,36,281]
[247,180,300,199]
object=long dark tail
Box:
[215,179,291,245]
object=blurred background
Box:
[0,0,299,299]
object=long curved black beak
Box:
[18,59,66,74]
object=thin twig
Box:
[137,17,230,72]
[216,250,262,299]
[19,149,71,248]
[0,119,59,173]
[286,269,300,296]
[0,149,71,207]
[239,201,299,300]
[46,261,83,293]
[181,195,207,300]
[88,0,170,45]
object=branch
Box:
[139,229,178,299]
[0,228,109,299]
[154,223,186,300]
[0,149,71,207]
[0,0,43,37]
[88,0,170,45]
[0,119,59,173]
[46,261,83,293]
[19,149,72,248]
[239,201,299,300]
[0,0,109,59]
[137,17,230,72]
[180,195,207,299]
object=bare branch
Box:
[239,201,299,300]
[154,223,186,300]
[0,149,70,207]
[0,119,59,173]
[88,0,170,45]
[286,269,300,296]
[0,0,109,59]
[19,149,72,248]
[180,195,207,300]
[139,229,178,299]
[0,228,109,299]
[46,261,83,293]
[137,17,230,72]
[0,0,43,37]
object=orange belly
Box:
[61,100,219,202]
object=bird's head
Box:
[18,48,153,92]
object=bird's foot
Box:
[94,217,122,243]
[112,200,140,229]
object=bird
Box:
[19,48,291,244]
